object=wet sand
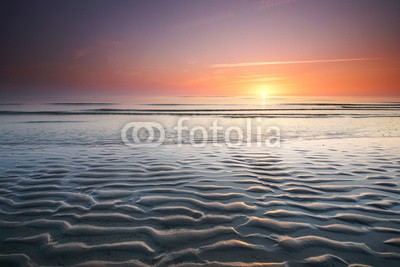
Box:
[0,102,400,266]
[0,134,399,266]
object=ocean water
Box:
[0,99,400,266]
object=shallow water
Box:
[0,103,400,266]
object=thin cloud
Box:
[71,40,122,60]
[210,58,381,68]
[231,74,286,84]
[72,49,91,60]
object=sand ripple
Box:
[0,138,400,266]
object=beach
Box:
[2,0,400,265]
[0,102,399,266]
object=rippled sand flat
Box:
[0,106,400,266]
[1,135,399,266]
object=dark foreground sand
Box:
[0,135,399,266]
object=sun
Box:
[252,84,273,104]
[257,85,268,99]
[261,89,267,99]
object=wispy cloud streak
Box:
[210,58,381,68]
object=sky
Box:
[1,0,400,99]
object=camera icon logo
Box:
[121,122,165,147]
